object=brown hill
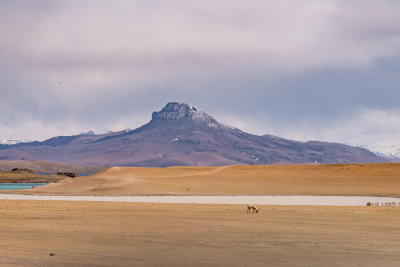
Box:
[29,163,400,197]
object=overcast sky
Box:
[1,0,400,156]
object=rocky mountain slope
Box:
[0,102,387,167]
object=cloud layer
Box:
[1,0,400,155]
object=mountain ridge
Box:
[0,102,387,166]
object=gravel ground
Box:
[1,194,399,206]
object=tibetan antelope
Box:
[247,205,260,213]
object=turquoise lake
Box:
[0,183,48,190]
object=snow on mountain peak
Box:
[368,143,400,159]
[151,102,220,126]
[347,140,400,159]
[80,130,95,135]
[0,139,32,145]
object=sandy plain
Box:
[2,163,400,266]
[26,163,400,196]
[1,200,400,267]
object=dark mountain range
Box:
[0,102,386,167]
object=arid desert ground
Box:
[27,163,400,196]
[1,201,400,266]
[1,163,400,266]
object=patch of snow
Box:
[369,142,400,159]
[349,140,400,159]
[104,129,131,135]
[154,102,226,128]
[0,139,32,145]
[224,125,238,130]
[207,122,219,128]
[80,130,95,135]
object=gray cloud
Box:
[0,0,400,155]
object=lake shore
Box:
[0,171,69,183]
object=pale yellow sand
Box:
[27,163,400,196]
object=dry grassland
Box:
[0,172,67,183]
[0,200,399,266]
[28,163,400,196]
[0,160,103,173]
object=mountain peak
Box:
[0,101,387,166]
[151,102,219,126]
